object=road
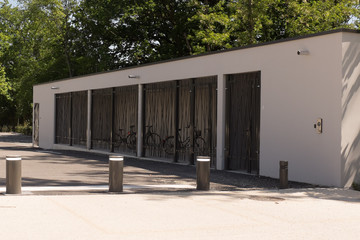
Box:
[0,132,359,239]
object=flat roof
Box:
[35,28,360,86]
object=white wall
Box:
[341,32,360,187]
[34,31,349,186]
[258,34,342,187]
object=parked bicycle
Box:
[126,125,137,150]
[113,125,136,150]
[144,125,162,149]
[163,126,206,155]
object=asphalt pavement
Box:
[0,132,359,239]
[0,132,314,194]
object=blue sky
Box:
[8,0,18,6]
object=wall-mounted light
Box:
[51,86,59,90]
[128,75,140,79]
[297,50,310,55]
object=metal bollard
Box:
[196,156,210,190]
[279,161,288,189]
[109,155,124,192]
[6,155,22,194]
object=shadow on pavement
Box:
[4,132,356,203]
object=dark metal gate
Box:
[92,89,112,150]
[55,93,71,144]
[177,77,217,165]
[54,78,216,165]
[143,81,176,159]
[226,72,260,173]
[72,91,87,147]
[91,87,138,153]
[144,76,217,165]
[55,91,88,147]
[194,77,217,166]
[113,86,138,155]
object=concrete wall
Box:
[34,31,352,186]
[341,32,360,187]
[258,34,342,187]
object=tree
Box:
[0,1,16,126]
[0,0,77,123]
[0,32,11,100]
[187,0,232,54]
[72,0,195,70]
[0,0,359,126]
[253,0,360,43]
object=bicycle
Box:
[113,125,136,150]
[193,129,206,154]
[144,125,162,149]
[163,126,206,155]
[126,125,137,150]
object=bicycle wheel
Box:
[194,137,206,155]
[146,133,162,148]
[163,136,175,154]
[126,133,137,150]
[113,136,125,149]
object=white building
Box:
[33,29,360,187]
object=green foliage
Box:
[15,122,32,136]
[0,67,11,99]
[73,0,195,68]
[0,125,14,132]
[0,123,32,135]
[0,0,359,126]
[188,0,232,54]
[1,0,77,123]
[0,12,12,101]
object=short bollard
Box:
[196,156,210,191]
[109,155,124,192]
[6,155,22,194]
[279,161,288,189]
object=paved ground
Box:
[0,132,359,239]
[0,133,314,194]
